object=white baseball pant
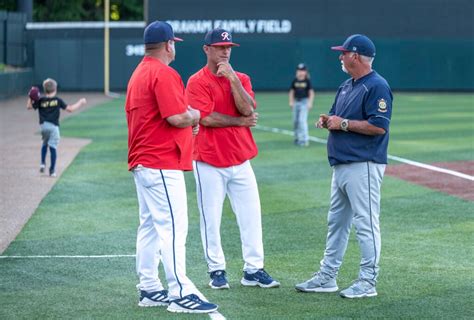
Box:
[133,166,205,301]
[193,160,264,273]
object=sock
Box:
[41,144,48,165]
[49,147,57,173]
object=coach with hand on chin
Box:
[296,34,393,299]
[186,28,280,290]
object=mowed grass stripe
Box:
[0,93,473,319]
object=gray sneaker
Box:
[340,279,377,298]
[295,272,338,292]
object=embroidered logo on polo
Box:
[221,32,230,41]
[377,98,388,113]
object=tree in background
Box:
[28,0,143,21]
[0,0,17,11]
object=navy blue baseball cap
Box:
[331,34,376,57]
[296,63,307,70]
[204,28,239,47]
[144,21,183,44]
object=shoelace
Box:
[185,294,204,303]
[210,270,226,279]
[310,271,333,283]
[312,271,328,279]
[141,289,168,300]
[256,269,272,280]
[351,279,371,289]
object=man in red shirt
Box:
[126,20,217,314]
[186,28,280,290]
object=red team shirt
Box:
[126,56,193,171]
[186,67,258,167]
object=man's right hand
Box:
[240,112,258,127]
[316,114,329,129]
[192,124,199,136]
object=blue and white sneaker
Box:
[138,289,169,307]
[340,279,377,298]
[209,270,230,289]
[167,294,218,314]
[241,269,280,288]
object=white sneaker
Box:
[340,279,377,298]
[295,272,338,292]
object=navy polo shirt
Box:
[327,71,393,166]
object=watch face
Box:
[341,119,348,130]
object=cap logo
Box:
[352,46,357,51]
[221,32,230,41]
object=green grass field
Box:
[1,92,473,319]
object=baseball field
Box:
[0,92,473,319]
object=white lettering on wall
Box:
[125,19,292,56]
[167,19,292,34]
[125,44,145,56]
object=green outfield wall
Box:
[25,0,474,91]
[0,68,32,100]
[30,36,474,91]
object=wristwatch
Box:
[340,119,349,132]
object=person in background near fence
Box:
[27,78,87,177]
[186,28,280,290]
[295,34,393,298]
[125,20,218,314]
[289,63,314,147]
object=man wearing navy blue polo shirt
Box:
[295,34,393,299]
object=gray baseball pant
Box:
[293,98,309,144]
[319,161,385,285]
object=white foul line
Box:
[0,254,135,259]
[0,253,228,319]
[386,155,474,181]
[209,311,227,320]
[255,125,474,181]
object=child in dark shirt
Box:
[27,78,87,177]
[289,63,315,147]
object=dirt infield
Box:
[0,93,112,253]
[386,161,474,201]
